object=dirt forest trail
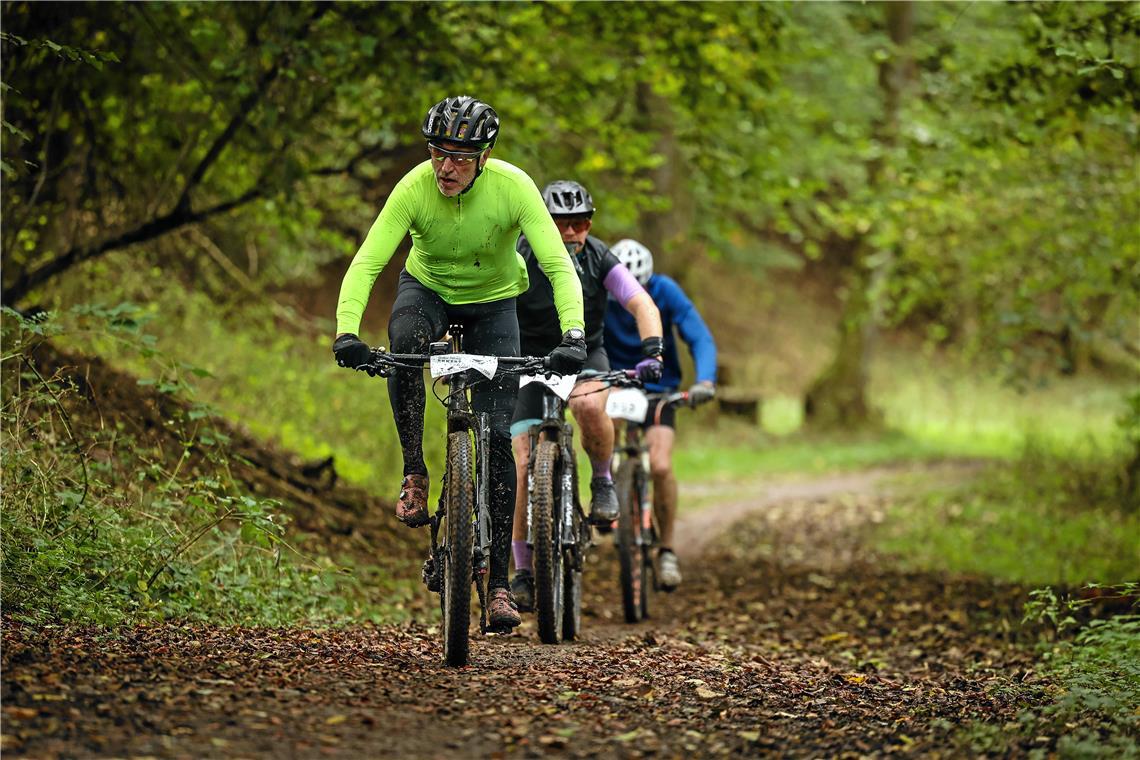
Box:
[2,464,1045,759]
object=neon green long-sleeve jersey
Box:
[336,159,584,336]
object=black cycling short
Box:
[640,395,678,430]
[510,345,609,437]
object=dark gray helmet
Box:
[542,180,595,217]
[422,95,499,148]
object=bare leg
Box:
[568,380,612,477]
[646,425,677,548]
[511,434,530,544]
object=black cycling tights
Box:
[387,270,520,591]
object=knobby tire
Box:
[615,457,642,624]
[562,565,582,641]
[532,440,564,644]
[442,431,474,667]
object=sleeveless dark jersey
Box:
[516,235,621,354]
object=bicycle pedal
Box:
[484,624,519,636]
[421,557,441,593]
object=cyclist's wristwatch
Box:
[565,328,585,343]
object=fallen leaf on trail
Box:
[739,731,761,742]
[5,707,38,720]
[325,714,347,725]
[696,686,724,699]
[614,729,642,742]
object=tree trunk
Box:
[804,1,913,430]
[634,81,692,279]
[804,260,880,428]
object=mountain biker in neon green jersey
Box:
[332,95,586,630]
[508,180,664,612]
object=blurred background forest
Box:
[2,0,1137,628]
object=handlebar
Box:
[573,370,714,412]
[349,348,549,378]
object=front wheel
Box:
[639,543,653,620]
[532,440,564,644]
[562,562,582,641]
[442,431,474,667]
[615,458,642,624]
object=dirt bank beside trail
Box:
[3,466,1048,759]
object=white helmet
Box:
[611,239,653,286]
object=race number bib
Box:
[606,387,649,422]
[429,354,499,380]
[519,373,577,401]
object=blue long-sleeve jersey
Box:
[603,274,717,392]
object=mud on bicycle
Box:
[349,325,546,667]
[521,367,686,643]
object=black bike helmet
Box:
[422,95,500,149]
[542,180,595,217]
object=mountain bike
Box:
[605,384,709,624]
[518,371,598,644]
[351,326,545,667]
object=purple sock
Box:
[590,457,612,481]
[512,540,533,571]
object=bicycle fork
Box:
[474,412,492,633]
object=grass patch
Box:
[75,288,437,495]
[675,426,952,484]
[872,348,1133,456]
[873,436,1138,586]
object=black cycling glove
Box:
[333,333,371,369]
[547,329,587,375]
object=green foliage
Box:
[1017,584,1140,758]
[3,2,1136,389]
[69,276,428,492]
[0,306,405,625]
[875,436,1139,585]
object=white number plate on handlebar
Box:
[429,354,499,380]
[606,387,648,422]
[519,373,577,401]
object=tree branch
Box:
[174,3,330,213]
[2,185,266,305]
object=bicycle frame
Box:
[349,325,545,663]
[526,390,584,552]
[614,423,655,542]
[523,378,590,644]
[608,387,690,623]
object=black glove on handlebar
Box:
[333,333,371,369]
[547,330,587,375]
